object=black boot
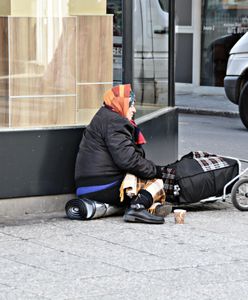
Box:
[123,204,164,224]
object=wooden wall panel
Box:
[0,15,113,127]
[9,17,76,97]
[77,83,112,124]
[0,17,9,126]
[69,0,106,15]
[77,16,113,83]
[77,108,98,125]
[0,18,9,86]
[0,97,9,127]
[0,0,10,16]
[10,96,76,127]
[77,84,112,108]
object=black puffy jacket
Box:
[75,107,158,187]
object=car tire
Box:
[239,81,248,129]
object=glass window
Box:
[0,0,113,128]
[0,0,171,128]
[107,0,123,85]
[201,0,248,86]
[175,0,192,26]
[175,34,193,83]
[132,0,169,117]
[158,0,169,12]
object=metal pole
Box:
[168,0,175,107]
[122,0,133,85]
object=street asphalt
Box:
[0,92,247,300]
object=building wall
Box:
[0,108,178,199]
[0,1,178,205]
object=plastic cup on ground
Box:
[174,209,186,224]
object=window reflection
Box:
[107,0,170,117]
[0,0,113,128]
[132,0,169,116]
[107,0,123,85]
[0,0,171,128]
[201,0,248,86]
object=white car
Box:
[224,32,248,129]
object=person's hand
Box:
[156,166,176,195]
[156,165,176,181]
[155,166,166,179]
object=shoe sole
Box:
[123,214,164,224]
[155,205,172,217]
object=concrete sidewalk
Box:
[0,91,245,300]
[176,92,239,117]
[1,198,248,300]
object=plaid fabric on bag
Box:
[162,168,176,195]
[192,151,229,172]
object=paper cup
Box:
[174,209,186,224]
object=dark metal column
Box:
[122,0,133,85]
[168,0,175,106]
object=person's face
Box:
[126,104,136,120]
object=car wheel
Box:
[239,81,248,129]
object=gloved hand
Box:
[155,166,166,179]
[156,165,176,195]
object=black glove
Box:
[155,166,166,179]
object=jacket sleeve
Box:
[105,117,157,179]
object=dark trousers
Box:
[77,183,128,207]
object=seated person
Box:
[74,84,172,224]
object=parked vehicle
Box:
[204,33,242,86]
[108,0,169,106]
[224,32,248,129]
[133,0,169,106]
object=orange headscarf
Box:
[103,84,131,118]
[103,84,146,145]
